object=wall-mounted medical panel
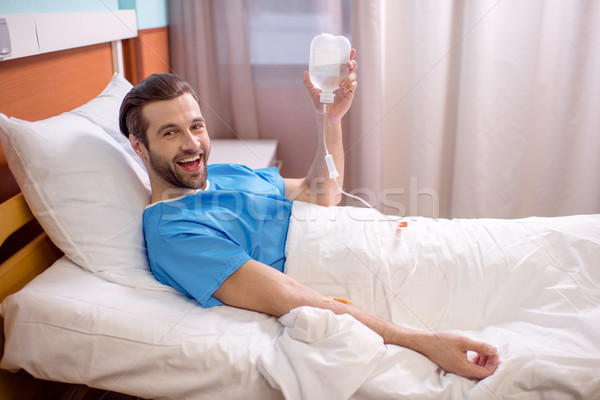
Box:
[0,14,38,60]
[0,10,137,61]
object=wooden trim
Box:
[0,192,61,360]
[0,193,34,246]
[0,233,60,304]
[137,26,169,35]
[0,142,7,171]
[121,36,140,85]
[122,26,170,85]
[0,232,61,361]
[0,231,61,400]
[0,43,114,121]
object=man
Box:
[119,53,499,380]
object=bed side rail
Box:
[0,193,61,358]
[0,193,35,246]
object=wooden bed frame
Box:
[0,26,169,400]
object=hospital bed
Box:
[1,18,600,400]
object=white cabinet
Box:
[208,139,278,169]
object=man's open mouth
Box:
[176,154,202,171]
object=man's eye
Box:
[192,124,203,130]
[163,130,176,137]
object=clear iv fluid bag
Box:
[309,33,351,103]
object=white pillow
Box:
[0,73,171,291]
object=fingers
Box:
[347,49,357,72]
[304,70,322,99]
[340,49,358,95]
[462,338,499,379]
[468,352,500,379]
[303,71,313,88]
[465,338,497,356]
[341,77,357,95]
[434,333,499,379]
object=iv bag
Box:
[309,33,351,103]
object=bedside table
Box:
[208,139,278,169]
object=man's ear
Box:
[129,134,147,159]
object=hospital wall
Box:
[0,0,171,84]
[0,0,168,29]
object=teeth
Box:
[179,155,200,163]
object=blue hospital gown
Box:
[143,163,293,307]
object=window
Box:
[244,0,351,66]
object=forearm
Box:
[254,283,497,380]
[214,259,499,379]
[215,260,425,348]
[322,299,499,380]
[303,110,345,205]
[315,293,430,349]
[285,61,357,207]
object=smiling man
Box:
[120,82,210,202]
[119,58,499,380]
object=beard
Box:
[147,147,209,191]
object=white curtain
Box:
[169,0,600,219]
[169,0,349,179]
[353,0,600,218]
[169,0,261,140]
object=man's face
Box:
[139,93,211,193]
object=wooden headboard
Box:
[0,25,170,400]
[0,25,170,197]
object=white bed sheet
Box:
[2,202,600,399]
[0,257,283,399]
[282,203,600,399]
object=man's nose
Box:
[180,130,200,150]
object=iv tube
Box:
[310,34,405,227]
[321,103,406,228]
[321,104,448,325]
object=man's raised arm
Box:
[284,49,358,206]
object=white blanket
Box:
[2,202,599,399]
[259,202,600,399]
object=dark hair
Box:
[119,73,200,147]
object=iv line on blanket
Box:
[321,103,450,329]
[321,103,407,230]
